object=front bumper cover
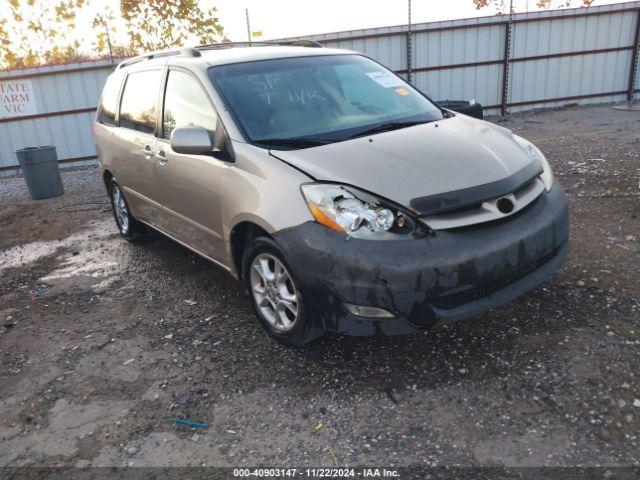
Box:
[274,180,570,336]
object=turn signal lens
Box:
[308,203,345,234]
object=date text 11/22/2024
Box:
[233,468,400,477]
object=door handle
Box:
[155,150,167,163]
[143,145,153,159]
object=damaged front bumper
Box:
[274,181,570,336]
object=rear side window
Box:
[162,70,217,141]
[119,70,162,134]
[97,72,123,125]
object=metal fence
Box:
[285,1,640,114]
[0,2,639,172]
[0,58,118,173]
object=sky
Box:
[14,0,627,55]
[212,0,624,42]
[215,0,492,41]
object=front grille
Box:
[421,178,545,231]
[444,193,541,233]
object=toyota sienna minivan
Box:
[94,42,569,346]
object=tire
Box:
[109,180,144,241]
[242,237,325,346]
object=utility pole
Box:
[105,21,113,62]
[245,8,252,44]
[407,0,413,84]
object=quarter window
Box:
[97,71,123,125]
[163,70,217,142]
[119,70,161,134]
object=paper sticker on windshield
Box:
[366,71,405,88]
[394,87,410,96]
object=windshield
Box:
[208,54,444,149]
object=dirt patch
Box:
[0,105,639,469]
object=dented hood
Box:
[272,115,536,211]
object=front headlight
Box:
[301,183,419,239]
[513,135,554,191]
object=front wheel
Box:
[242,237,325,346]
[109,180,144,241]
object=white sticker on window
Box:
[365,71,405,88]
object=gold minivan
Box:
[94,42,569,346]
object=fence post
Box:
[501,20,512,116]
[407,0,413,84]
[627,9,640,102]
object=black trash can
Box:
[16,146,65,200]
[435,100,484,120]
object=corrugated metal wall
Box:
[286,1,640,115]
[0,2,639,172]
[507,7,639,111]
[0,60,116,172]
[411,21,506,109]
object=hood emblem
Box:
[497,197,515,214]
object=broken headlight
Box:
[301,183,420,239]
[513,135,554,191]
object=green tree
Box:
[0,0,88,69]
[119,0,224,52]
[91,7,137,59]
[536,0,594,10]
[472,0,594,14]
[0,0,225,70]
[0,16,16,67]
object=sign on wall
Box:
[0,79,38,119]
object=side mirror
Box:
[170,126,213,155]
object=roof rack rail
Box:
[279,40,324,48]
[117,47,201,70]
[116,40,323,70]
[196,40,323,51]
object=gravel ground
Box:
[0,104,639,473]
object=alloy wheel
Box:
[111,183,130,234]
[249,253,299,332]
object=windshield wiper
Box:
[254,138,331,149]
[346,120,429,140]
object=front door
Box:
[155,69,227,262]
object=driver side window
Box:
[163,70,217,144]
